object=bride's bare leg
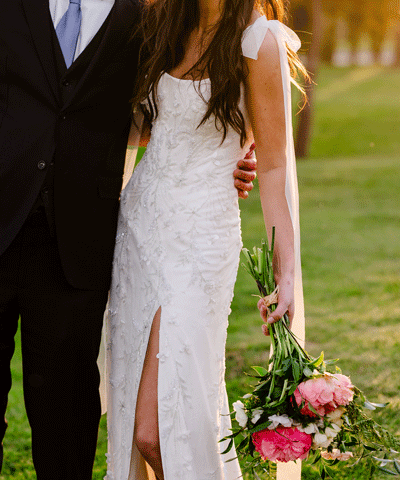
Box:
[134,307,164,480]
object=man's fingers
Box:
[234,178,254,192]
[236,158,257,171]
[234,154,257,198]
[244,142,256,159]
[233,169,256,183]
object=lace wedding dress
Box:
[105,18,305,480]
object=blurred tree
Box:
[345,0,391,63]
[291,0,323,158]
[395,27,400,66]
[288,0,395,65]
[389,0,400,66]
[287,0,399,158]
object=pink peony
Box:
[294,373,354,417]
[294,375,337,417]
[332,374,354,406]
[252,427,312,463]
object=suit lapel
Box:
[22,0,60,106]
[62,0,140,111]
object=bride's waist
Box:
[135,162,239,190]
[125,175,239,216]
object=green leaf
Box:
[324,466,336,478]
[271,227,276,254]
[311,351,324,367]
[251,366,269,377]
[307,403,320,416]
[225,456,239,463]
[250,421,272,433]
[324,358,339,365]
[221,438,233,455]
[292,360,301,382]
[311,452,322,465]
[253,471,262,480]
[236,436,249,451]
[364,445,378,452]
[288,383,298,396]
[378,466,397,475]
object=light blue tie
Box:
[55,0,82,68]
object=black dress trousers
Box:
[0,209,109,480]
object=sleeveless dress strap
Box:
[242,20,305,480]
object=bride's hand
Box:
[257,277,294,336]
[233,143,257,199]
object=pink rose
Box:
[252,427,312,463]
[294,375,337,417]
[332,374,354,406]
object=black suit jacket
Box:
[0,0,141,290]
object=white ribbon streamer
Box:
[242,17,305,480]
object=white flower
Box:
[326,407,345,427]
[313,432,333,449]
[297,422,319,434]
[331,423,341,433]
[331,417,344,428]
[242,394,252,399]
[267,414,293,430]
[233,401,248,428]
[251,409,264,424]
[321,449,353,461]
[326,407,345,421]
[325,426,340,439]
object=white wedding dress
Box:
[105,17,305,480]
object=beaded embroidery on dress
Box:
[105,18,305,480]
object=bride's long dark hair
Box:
[132,0,307,146]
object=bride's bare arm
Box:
[244,29,295,332]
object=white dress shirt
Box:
[49,0,115,61]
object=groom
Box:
[0,1,256,479]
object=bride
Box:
[106,0,307,479]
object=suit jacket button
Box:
[62,79,70,87]
[37,161,46,170]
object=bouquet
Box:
[222,228,400,479]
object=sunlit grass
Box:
[294,66,400,159]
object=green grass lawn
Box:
[2,66,400,479]
[299,66,400,159]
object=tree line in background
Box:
[287,0,400,157]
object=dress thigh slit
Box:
[129,306,162,480]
